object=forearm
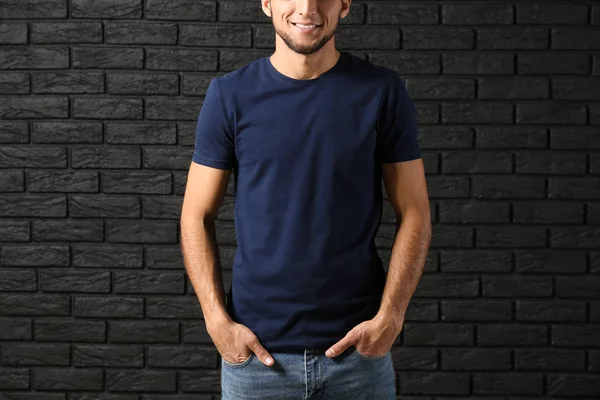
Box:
[377,210,432,329]
[180,217,231,328]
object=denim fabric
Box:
[220,345,397,399]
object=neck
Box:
[269,40,340,80]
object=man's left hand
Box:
[324,313,403,358]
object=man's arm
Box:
[376,157,432,330]
[180,161,233,328]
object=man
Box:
[180,0,431,398]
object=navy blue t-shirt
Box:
[192,51,421,352]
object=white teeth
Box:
[296,24,316,28]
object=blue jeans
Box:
[220,345,397,399]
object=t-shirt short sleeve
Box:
[375,74,422,164]
[191,77,236,169]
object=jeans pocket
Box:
[222,352,255,368]
[352,346,388,361]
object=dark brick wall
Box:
[1,0,599,398]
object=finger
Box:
[325,339,352,358]
[247,337,275,366]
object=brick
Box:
[114,271,184,294]
[553,77,600,100]
[74,296,143,319]
[109,321,179,343]
[430,226,473,248]
[478,76,549,99]
[516,152,586,174]
[556,276,600,297]
[0,318,31,340]
[147,48,217,71]
[441,348,510,370]
[0,269,36,291]
[33,367,103,390]
[547,374,600,396]
[513,201,584,224]
[517,4,589,25]
[476,126,547,149]
[0,0,66,18]
[0,47,69,69]
[516,300,587,322]
[145,98,202,120]
[442,102,513,124]
[552,27,600,49]
[142,196,183,219]
[147,346,217,368]
[441,300,512,321]
[476,226,547,248]
[102,171,171,194]
[442,4,512,25]
[399,371,470,395]
[368,3,437,25]
[517,53,590,74]
[0,294,70,316]
[472,372,543,395]
[143,148,193,169]
[70,195,139,218]
[441,250,511,273]
[551,227,600,248]
[31,22,101,44]
[549,177,600,199]
[1,343,70,366]
[32,219,103,241]
[72,46,144,69]
[0,97,68,119]
[179,369,221,392]
[442,151,512,173]
[107,72,178,95]
[105,22,177,45]
[180,25,251,47]
[0,219,29,241]
[1,245,69,267]
[517,102,586,124]
[146,296,203,318]
[0,121,28,143]
[552,325,600,346]
[106,369,176,392]
[443,53,514,75]
[516,250,587,273]
[72,97,143,120]
[403,323,474,346]
[472,176,545,199]
[106,122,177,144]
[72,146,141,169]
[218,1,268,22]
[477,28,549,50]
[438,200,509,223]
[71,0,141,18]
[73,345,144,367]
[31,121,101,144]
[40,269,110,293]
[0,72,29,94]
[478,324,548,346]
[35,319,106,342]
[390,347,437,370]
[0,367,29,389]
[106,220,178,243]
[336,27,400,50]
[515,349,585,370]
[146,0,215,20]
[482,276,553,297]
[0,170,24,192]
[368,52,439,75]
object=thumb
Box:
[247,337,275,367]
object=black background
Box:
[1,0,599,398]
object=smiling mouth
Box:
[292,22,321,28]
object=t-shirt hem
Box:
[192,153,234,169]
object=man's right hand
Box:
[207,318,275,367]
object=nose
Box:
[296,0,318,16]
